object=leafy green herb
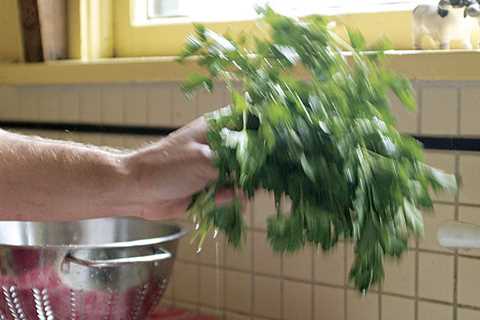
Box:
[179,7,457,292]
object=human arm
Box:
[0,117,227,221]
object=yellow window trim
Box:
[68,0,114,60]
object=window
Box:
[122,0,442,57]
[138,0,438,24]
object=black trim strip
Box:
[412,136,480,152]
[0,121,479,152]
[0,121,176,136]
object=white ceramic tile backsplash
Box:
[253,231,281,276]
[314,285,345,320]
[460,87,480,136]
[459,154,480,205]
[314,243,345,286]
[421,87,458,135]
[1,80,480,320]
[37,87,60,122]
[172,84,197,126]
[388,91,419,134]
[0,86,19,119]
[283,281,312,320]
[382,251,416,296]
[347,291,379,320]
[147,84,173,126]
[253,275,282,319]
[419,204,455,252]
[418,252,454,302]
[101,86,125,124]
[382,296,415,320]
[78,86,102,123]
[283,247,313,281]
[58,86,80,122]
[418,301,452,320]
[124,85,148,125]
[19,87,40,120]
[225,230,252,272]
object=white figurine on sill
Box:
[465,1,480,46]
[413,0,476,50]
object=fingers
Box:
[141,198,192,221]
[143,187,247,221]
[215,188,236,206]
[173,105,232,144]
[171,117,209,144]
[215,188,247,207]
[194,142,215,161]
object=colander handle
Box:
[66,247,172,268]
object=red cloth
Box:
[149,307,218,320]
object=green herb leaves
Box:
[179,7,457,292]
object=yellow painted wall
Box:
[0,1,24,62]
[114,0,262,57]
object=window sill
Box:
[0,50,479,86]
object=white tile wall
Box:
[0,86,19,119]
[124,85,148,125]
[147,84,174,126]
[19,87,40,120]
[0,80,480,320]
[101,85,125,124]
[78,86,102,123]
[421,87,458,135]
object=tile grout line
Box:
[171,287,480,316]
[217,236,226,320]
[414,84,422,320]
[196,252,201,313]
[168,83,174,128]
[222,85,228,320]
[452,87,461,320]
[414,213,421,320]
[196,85,201,312]
[457,87,462,138]
[344,242,348,320]
[251,229,256,320]
[416,237,422,320]
[416,82,422,136]
[223,234,228,320]
[452,150,461,320]
[378,282,382,320]
[311,246,315,320]
[280,196,287,320]
[279,249,284,320]
[146,84,152,128]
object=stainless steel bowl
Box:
[0,217,185,320]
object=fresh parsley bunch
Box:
[179,8,457,292]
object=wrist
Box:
[112,148,168,219]
[105,151,146,219]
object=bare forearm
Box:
[0,130,138,221]
[0,117,222,222]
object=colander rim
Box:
[0,217,189,249]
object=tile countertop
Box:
[150,307,218,320]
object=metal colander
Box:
[0,217,185,319]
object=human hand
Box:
[122,117,235,220]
